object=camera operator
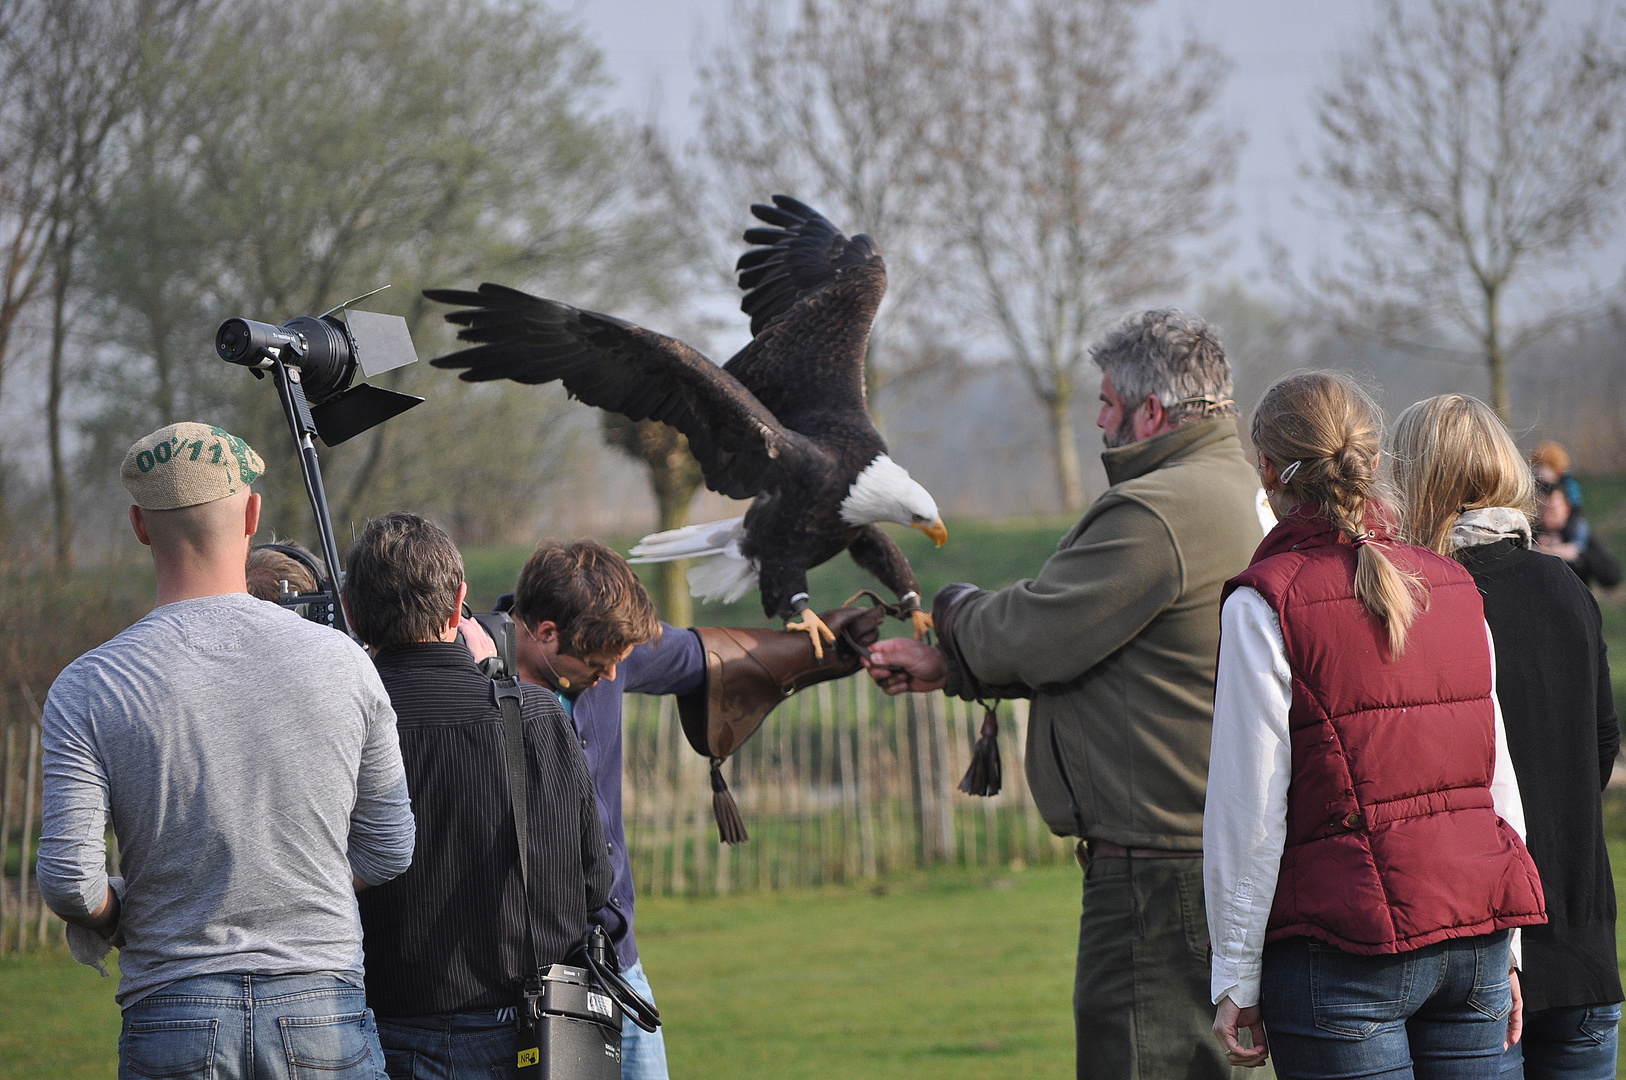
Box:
[36,423,414,1079]
[246,540,322,602]
[343,513,610,1078]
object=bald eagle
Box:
[425,196,945,654]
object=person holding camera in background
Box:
[342,513,611,1079]
[36,423,415,1080]
[246,540,323,602]
[1530,443,1621,589]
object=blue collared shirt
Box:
[537,620,704,971]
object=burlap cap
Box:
[121,422,264,510]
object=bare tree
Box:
[0,94,53,539]
[74,0,696,547]
[927,0,1237,511]
[4,0,206,570]
[601,416,704,625]
[1200,281,1301,436]
[0,1,50,433]
[1308,0,1626,424]
[697,0,951,430]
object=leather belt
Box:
[1076,839,1199,869]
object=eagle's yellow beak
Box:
[914,518,948,547]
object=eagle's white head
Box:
[839,454,948,546]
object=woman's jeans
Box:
[1499,1003,1620,1079]
[118,973,386,1080]
[1262,932,1513,1080]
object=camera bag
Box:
[495,679,627,1080]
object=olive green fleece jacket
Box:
[940,418,1263,849]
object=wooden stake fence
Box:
[622,684,1071,896]
[0,720,82,955]
[0,686,1073,955]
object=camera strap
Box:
[494,677,544,1076]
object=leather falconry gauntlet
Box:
[677,604,886,843]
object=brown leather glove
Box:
[678,604,885,843]
[676,604,885,759]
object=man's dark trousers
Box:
[1075,854,1237,1080]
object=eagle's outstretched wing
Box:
[736,195,871,336]
[724,195,886,426]
[426,283,827,500]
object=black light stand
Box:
[269,351,351,638]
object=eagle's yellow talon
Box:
[786,608,837,660]
[911,610,934,641]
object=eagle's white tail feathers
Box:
[628,517,745,562]
[684,551,758,604]
[628,516,758,604]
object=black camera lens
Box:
[216,320,251,362]
[216,318,300,366]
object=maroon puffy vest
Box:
[1225,506,1545,955]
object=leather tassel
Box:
[958,705,1002,797]
[710,758,749,844]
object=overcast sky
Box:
[572,0,1623,309]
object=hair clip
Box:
[1351,530,1377,547]
[1279,460,1302,483]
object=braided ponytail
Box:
[1251,372,1426,656]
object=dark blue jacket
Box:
[551,621,704,971]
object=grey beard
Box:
[1102,413,1137,449]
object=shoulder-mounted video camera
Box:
[249,541,340,629]
[465,606,518,681]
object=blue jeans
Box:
[375,1009,513,1079]
[1500,1003,1620,1079]
[1262,933,1514,1080]
[618,961,668,1080]
[118,973,386,1080]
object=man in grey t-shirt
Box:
[36,422,414,1080]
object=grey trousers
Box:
[1075,854,1239,1080]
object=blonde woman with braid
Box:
[1392,395,1620,1080]
[1204,372,1545,1078]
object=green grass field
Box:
[0,863,1079,1080]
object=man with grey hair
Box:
[866,310,1263,1079]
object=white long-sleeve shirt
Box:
[1203,586,1526,1008]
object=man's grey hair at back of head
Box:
[1091,309,1237,425]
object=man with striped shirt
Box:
[342,512,610,1077]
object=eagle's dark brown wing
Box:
[425,283,827,500]
[724,196,886,428]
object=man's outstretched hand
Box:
[863,636,950,694]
